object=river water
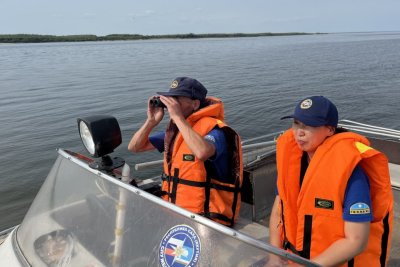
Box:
[1,32,399,229]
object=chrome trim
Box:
[12,226,31,267]
[0,225,17,237]
[57,149,319,266]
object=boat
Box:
[0,116,398,266]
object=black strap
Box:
[300,152,308,188]
[282,214,313,259]
[380,212,390,267]
[162,173,237,191]
[162,174,207,187]
[209,183,236,192]
[229,172,241,227]
[204,172,211,217]
[348,259,354,267]
[283,239,301,256]
[302,215,313,259]
[170,168,179,204]
[161,171,238,227]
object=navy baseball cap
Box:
[157,77,207,101]
[281,96,338,127]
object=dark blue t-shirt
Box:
[342,165,373,222]
[149,127,230,182]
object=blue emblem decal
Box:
[349,202,371,214]
[159,225,201,267]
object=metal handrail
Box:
[241,131,283,145]
[242,140,276,150]
[339,124,400,135]
[339,120,400,134]
[339,128,400,140]
[134,159,163,171]
[339,120,400,140]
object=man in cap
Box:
[267,96,393,266]
[128,77,243,227]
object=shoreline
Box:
[0,32,324,44]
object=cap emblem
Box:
[300,99,312,109]
[170,80,179,89]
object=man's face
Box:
[175,96,198,118]
[292,119,334,157]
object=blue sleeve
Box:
[204,128,225,161]
[149,131,165,153]
[204,128,230,183]
[342,165,373,222]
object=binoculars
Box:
[149,97,166,108]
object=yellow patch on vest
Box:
[355,142,372,154]
[216,119,223,124]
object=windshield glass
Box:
[16,151,316,267]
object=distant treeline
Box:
[0,32,320,43]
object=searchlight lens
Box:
[79,121,95,155]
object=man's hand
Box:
[147,96,164,126]
[128,96,164,152]
[159,95,185,122]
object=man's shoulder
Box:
[205,127,226,143]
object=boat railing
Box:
[339,119,400,140]
[134,131,282,171]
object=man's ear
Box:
[327,126,336,136]
[193,99,201,111]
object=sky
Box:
[1,0,399,36]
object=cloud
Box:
[130,9,156,21]
[264,16,318,24]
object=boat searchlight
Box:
[77,115,125,171]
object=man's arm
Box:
[269,196,282,248]
[311,221,370,266]
[128,96,164,152]
[128,119,158,152]
[266,196,288,267]
[160,96,215,161]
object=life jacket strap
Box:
[281,211,313,259]
[161,173,238,192]
[170,168,179,204]
[161,172,238,227]
[161,173,207,187]
[380,212,391,267]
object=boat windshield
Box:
[16,150,317,267]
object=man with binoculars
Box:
[128,77,243,227]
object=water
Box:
[1,32,400,229]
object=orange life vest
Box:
[161,97,243,227]
[276,129,393,266]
